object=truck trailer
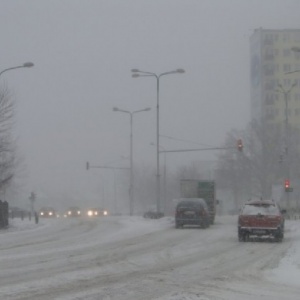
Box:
[180,179,217,224]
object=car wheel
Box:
[206,219,210,228]
[275,231,284,242]
[238,231,247,242]
[175,222,182,229]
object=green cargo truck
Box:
[180,179,216,224]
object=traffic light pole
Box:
[160,146,238,153]
[277,83,296,212]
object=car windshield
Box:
[242,204,280,216]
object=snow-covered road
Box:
[0,215,299,300]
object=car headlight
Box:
[87,210,93,216]
[49,212,53,216]
[40,212,44,216]
[103,210,108,216]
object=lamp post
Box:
[113,106,151,215]
[132,68,185,213]
[150,142,167,215]
[276,83,296,210]
[0,62,34,78]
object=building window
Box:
[285,108,291,117]
[294,33,300,42]
[265,94,275,105]
[283,64,291,72]
[294,93,300,101]
[283,49,291,57]
[294,52,300,60]
[264,64,275,76]
[265,81,272,90]
[283,78,291,86]
[283,33,290,42]
[295,63,300,70]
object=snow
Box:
[266,220,300,286]
[0,215,299,300]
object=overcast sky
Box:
[1,0,300,210]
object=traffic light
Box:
[284,179,290,191]
[237,139,243,152]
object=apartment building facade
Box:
[250,28,300,133]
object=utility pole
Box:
[29,192,36,215]
[277,83,296,211]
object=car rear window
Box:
[242,204,280,216]
[177,201,202,209]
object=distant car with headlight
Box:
[87,208,108,217]
[65,206,81,217]
[39,207,57,218]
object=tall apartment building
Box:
[250,28,300,133]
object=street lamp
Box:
[0,62,34,78]
[150,142,167,215]
[132,68,185,213]
[113,106,151,215]
[276,82,296,210]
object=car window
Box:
[242,204,280,216]
[177,200,203,209]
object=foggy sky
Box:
[1,0,300,210]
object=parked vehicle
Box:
[238,199,286,242]
[9,206,30,219]
[175,198,210,229]
[143,211,164,219]
[180,179,217,224]
[39,207,57,218]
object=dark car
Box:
[39,207,57,218]
[238,199,285,242]
[175,198,210,229]
[65,206,81,217]
[143,211,164,219]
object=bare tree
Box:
[215,120,286,211]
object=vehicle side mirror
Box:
[281,209,287,214]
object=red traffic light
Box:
[237,139,243,151]
[284,179,290,189]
